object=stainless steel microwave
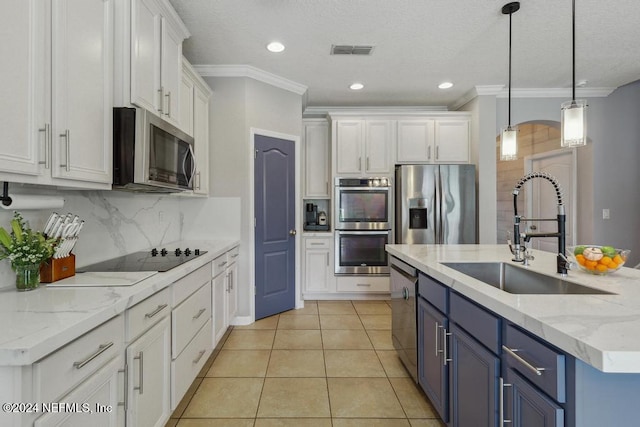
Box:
[113,107,195,192]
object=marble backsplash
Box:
[0,188,240,290]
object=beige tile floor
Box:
[166,300,445,427]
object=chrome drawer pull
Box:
[193,349,206,364]
[502,345,545,376]
[231,253,239,258]
[73,342,114,369]
[443,328,452,366]
[193,308,207,320]
[145,303,168,319]
[219,261,228,268]
[435,322,441,357]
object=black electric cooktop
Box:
[77,248,207,273]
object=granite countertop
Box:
[0,239,239,366]
[386,244,640,374]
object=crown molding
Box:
[304,105,449,118]
[495,87,616,98]
[193,65,308,95]
[449,85,505,110]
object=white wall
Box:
[204,76,303,321]
[460,95,498,244]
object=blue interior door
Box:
[254,134,296,319]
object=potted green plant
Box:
[0,212,57,291]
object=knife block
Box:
[40,254,76,283]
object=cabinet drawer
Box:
[305,238,331,249]
[418,273,448,314]
[504,323,566,402]
[212,253,228,278]
[450,292,500,354]
[227,245,240,264]
[127,287,171,342]
[172,263,212,306]
[171,319,213,409]
[172,282,212,358]
[336,276,389,292]
[33,314,124,404]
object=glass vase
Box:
[15,263,41,291]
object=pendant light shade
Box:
[501,125,518,160]
[500,2,520,161]
[561,0,587,147]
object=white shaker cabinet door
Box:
[126,316,171,427]
[131,0,162,113]
[396,120,435,163]
[365,120,393,174]
[303,120,330,197]
[213,271,228,345]
[434,119,470,163]
[193,86,210,195]
[335,120,364,174]
[51,0,113,183]
[160,17,183,126]
[0,0,47,176]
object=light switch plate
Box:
[602,209,610,220]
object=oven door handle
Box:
[336,230,391,236]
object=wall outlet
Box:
[602,209,610,220]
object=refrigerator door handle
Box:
[435,167,442,244]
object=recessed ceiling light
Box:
[438,82,454,89]
[350,83,364,90]
[266,42,285,53]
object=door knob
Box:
[289,229,297,236]
[530,225,537,230]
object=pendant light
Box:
[500,2,520,161]
[561,0,587,147]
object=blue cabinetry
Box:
[504,366,564,427]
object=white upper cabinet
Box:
[0,0,113,188]
[130,0,186,127]
[334,119,394,176]
[397,116,470,164]
[303,119,330,198]
[181,58,211,195]
[434,119,470,163]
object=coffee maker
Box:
[305,203,318,227]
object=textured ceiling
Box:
[169,0,640,108]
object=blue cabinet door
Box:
[505,367,564,427]
[418,296,449,422]
[449,323,500,427]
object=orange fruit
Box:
[585,260,598,270]
[575,254,586,265]
[601,256,613,267]
[596,264,608,272]
[613,254,624,265]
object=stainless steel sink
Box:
[441,262,613,295]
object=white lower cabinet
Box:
[302,236,335,297]
[34,356,124,427]
[226,252,239,325]
[213,270,228,344]
[171,319,212,407]
[212,246,240,343]
[125,316,171,427]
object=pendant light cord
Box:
[508,11,513,126]
[572,0,576,101]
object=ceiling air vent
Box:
[331,45,375,55]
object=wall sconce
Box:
[561,0,587,147]
[500,2,520,161]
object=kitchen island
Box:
[387,244,640,427]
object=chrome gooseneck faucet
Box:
[508,172,572,275]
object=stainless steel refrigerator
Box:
[395,164,477,244]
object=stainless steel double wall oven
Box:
[334,177,392,275]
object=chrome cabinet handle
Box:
[428,146,431,160]
[326,181,329,194]
[436,146,439,160]
[499,377,513,426]
[134,351,144,394]
[193,349,206,365]
[366,157,370,170]
[219,261,227,268]
[118,363,128,410]
[59,130,70,171]
[326,253,329,267]
[358,156,362,171]
[502,345,545,376]
[165,91,171,116]
[73,342,114,369]
[229,270,233,290]
[193,308,207,320]
[145,303,168,319]
[158,87,164,112]
[196,171,201,190]
[38,124,50,168]
[442,328,452,366]
[231,253,239,259]
[435,322,441,357]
